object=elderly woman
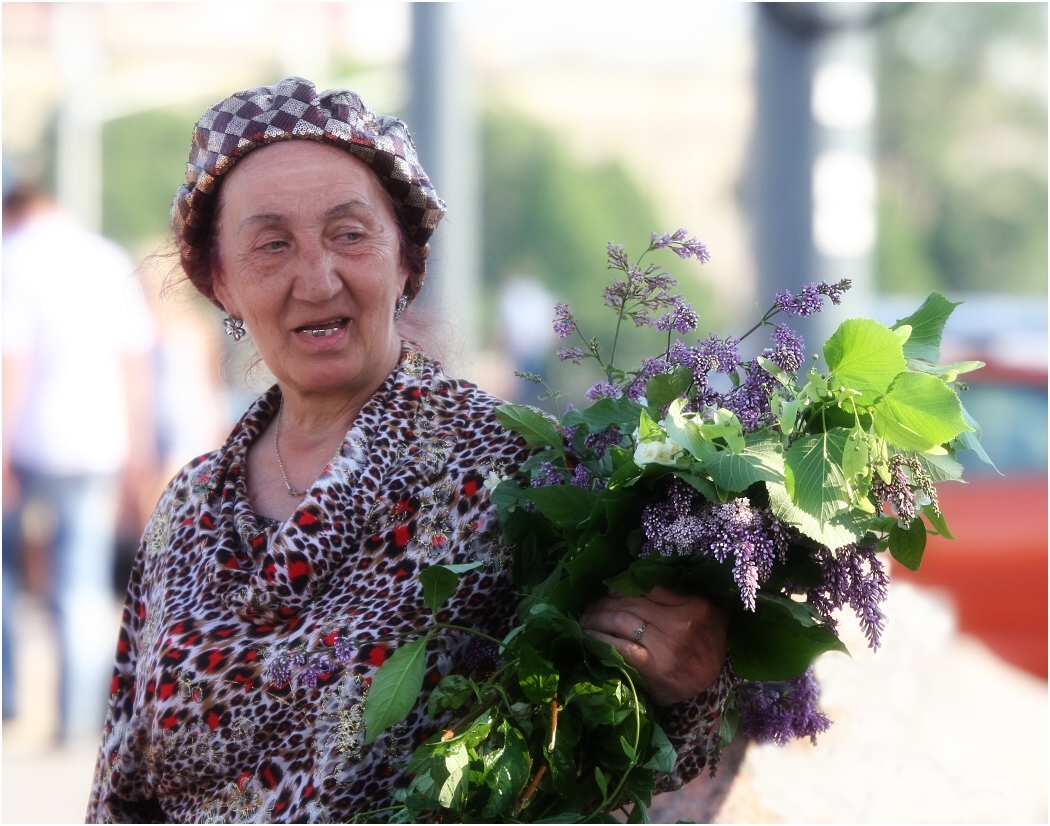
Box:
[87,78,730,823]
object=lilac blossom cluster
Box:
[650,228,712,264]
[263,634,358,689]
[774,279,851,318]
[640,482,788,611]
[799,544,889,649]
[461,639,502,673]
[736,668,832,745]
[870,454,939,531]
[531,461,563,488]
[722,324,806,431]
[583,426,623,458]
[553,303,577,339]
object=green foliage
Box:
[877,3,1047,295]
[102,108,201,247]
[360,284,986,822]
[363,636,429,745]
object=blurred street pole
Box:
[752,3,896,345]
[409,4,482,360]
[51,3,104,233]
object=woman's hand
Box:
[579,586,728,706]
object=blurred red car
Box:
[894,359,1048,679]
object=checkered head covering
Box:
[172,77,444,304]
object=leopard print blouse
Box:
[87,346,729,823]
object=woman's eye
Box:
[339,231,362,242]
[260,239,287,251]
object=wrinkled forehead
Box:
[215,141,398,230]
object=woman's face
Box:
[213,141,408,403]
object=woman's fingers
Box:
[581,589,729,706]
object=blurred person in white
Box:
[2,182,158,743]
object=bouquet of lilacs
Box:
[361,231,987,823]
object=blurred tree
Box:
[878,3,1047,295]
[481,108,718,400]
[102,108,198,248]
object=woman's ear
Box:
[212,272,235,317]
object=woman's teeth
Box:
[298,319,347,337]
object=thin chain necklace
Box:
[274,398,307,498]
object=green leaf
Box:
[915,451,965,483]
[428,674,474,717]
[840,429,870,481]
[641,724,676,773]
[765,482,863,548]
[892,291,962,362]
[593,765,610,798]
[646,367,693,412]
[702,432,786,492]
[872,372,971,451]
[906,358,985,381]
[889,518,927,571]
[565,396,645,435]
[729,600,848,681]
[784,429,851,525]
[663,400,709,459]
[495,403,564,451]
[518,645,559,705]
[419,562,483,614]
[923,506,955,540]
[638,407,664,442]
[482,721,531,818]
[364,635,429,744]
[955,402,998,471]
[439,743,471,809]
[824,318,907,394]
[522,485,597,531]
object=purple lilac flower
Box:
[571,464,592,487]
[531,461,562,488]
[640,482,787,611]
[333,635,357,662]
[737,668,832,745]
[767,324,805,373]
[651,228,711,264]
[586,381,623,401]
[696,335,741,374]
[607,242,630,271]
[871,454,917,529]
[557,345,587,363]
[300,652,333,689]
[804,543,888,649]
[264,647,307,687]
[657,297,700,334]
[722,327,804,432]
[774,280,852,318]
[462,639,502,672]
[583,427,622,458]
[553,303,576,338]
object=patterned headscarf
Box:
[172,77,444,301]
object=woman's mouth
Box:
[295,318,349,338]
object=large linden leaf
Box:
[702,432,785,492]
[364,636,429,744]
[892,291,962,363]
[824,318,906,395]
[783,429,851,525]
[872,372,971,452]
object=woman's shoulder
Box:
[157,447,225,506]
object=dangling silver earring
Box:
[394,296,408,321]
[224,316,246,341]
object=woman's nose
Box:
[292,244,342,303]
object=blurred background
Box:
[2,2,1046,822]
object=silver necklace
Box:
[274,399,307,498]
